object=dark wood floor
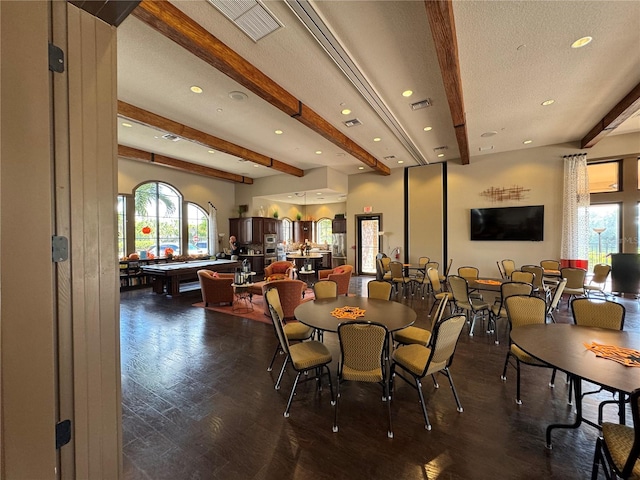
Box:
[121,278,640,480]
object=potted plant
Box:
[273,210,279,219]
[296,212,302,221]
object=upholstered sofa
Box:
[263,260,296,282]
[318,265,353,296]
[260,279,306,320]
[197,270,234,306]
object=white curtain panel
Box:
[560,153,590,264]
[208,203,218,256]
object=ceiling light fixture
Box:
[315,150,322,155]
[274,129,283,135]
[402,90,413,97]
[523,140,533,145]
[316,192,322,195]
[208,150,215,154]
[481,131,497,138]
[121,122,132,128]
[341,109,351,115]
[571,36,593,49]
[423,126,432,132]
[228,91,248,101]
[398,160,404,164]
[190,85,203,94]
[253,164,259,167]
[373,137,381,142]
[437,153,445,158]
[541,99,555,106]
[358,166,365,170]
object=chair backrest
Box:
[443,258,454,277]
[367,280,392,300]
[380,257,391,272]
[521,265,544,289]
[548,278,567,311]
[501,259,516,277]
[424,261,439,273]
[430,297,449,332]
[501,281,534,300]
[571,298,625,330]
[389,261,404,279]
[423,315,466,374]
[264,287,290,354]
[505,295,547,329]
[427,267,443,293]
[590,263,612,285]
[458,266,479,280]
[418,256,430,267]
[375,258,385,281]
[313,280,338,299]
[561,267,587,289]
[497,261,507,279]
[511,270,535,284]
[448,275,470,304]
[337,321,388,382]
[540,259,561,271]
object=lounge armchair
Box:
[318,265,353,296]
[264,261,296,282]
[261,279,306,320]
[197,270,234,306]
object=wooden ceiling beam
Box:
[581,82,640,148]
[118,145,253,184]
[424,0,470,165]
[132,0,389,175]
[118,101,302,177]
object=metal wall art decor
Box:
[480,185,530,202]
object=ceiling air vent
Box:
[344,118,362,127]
[410,99,432,110]
[161,134,181,142]
[207,0,283,42]
[433,146,448,152]
[383,155,396,160]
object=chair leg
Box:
[501,352,511,381]
[515,359,522,405]
[275,354,290,390]
[444,367,463,413]
[415,377,432,431]
[267,344,281,371]
[284,371,302,417]
[591,437,604,480]
[385,378,393,438]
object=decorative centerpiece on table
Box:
[165,247,174,260]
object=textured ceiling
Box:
[117,0,640,203]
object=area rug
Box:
[193,288,315,325]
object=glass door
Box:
[357,215,381,275]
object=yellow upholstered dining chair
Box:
[393,297,448,348]
[521,265,550,300]
[427,267,454,317]
[390,261,411,298]
[457,266,483,300]
[380,256,392,282]
[501,259,516,279]
[585,264,612,299]
[264,287,334,418]
[489,281,533,345]
[333,321,393,438]
[540,259,561,271]
[448,275,489,337]
[561,267,587,307]
[313,280,338,299]
[367,280,392,300]
[591,387,640,480]
[439,258,454,284]
[501,295,552,405]
[510,270,535,285]
[390,314,466,431]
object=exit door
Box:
[357,215,381,275]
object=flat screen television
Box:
[470,205,544,241]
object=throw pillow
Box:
[211,271,219,278]
[333,267,344,274]
[267,274,287,282]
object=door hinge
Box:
[48,43,65,73]
[52,236,69,262]
[56,420,71,449]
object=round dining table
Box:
[294,296,417,333]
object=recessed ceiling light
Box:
[402,90,413,97]
[398,160,404,164]
[437,153,445,158]
[341,109,351,115]
[358,166,365,170]
[423,126,432,132]
[274,130,283,135]
[216,108,223,113]
[190,85,203,94]
[373,137,381,142]
[208,150,215,154]
[523,140,533,144]
[287,195,292,198]
[571,36,593,49]
[253,164,260,168]
[541,99,555,106]
[315,150,322,155]
[228,91,247,101]
[481,131,497,138]
[316,192,322,195]
[121,122,132,128]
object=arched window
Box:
[117,195,127,259]
[281,218,293,245]
[316,218,333,245]
[187,203,209,254]
[134,182,182,257]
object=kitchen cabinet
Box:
[332,218,346,233]
[263,218,279,235]
[229,217,264,244]
[238,255,264,275]
[293,221,314,243]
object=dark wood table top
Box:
[511,323,640,394]
[294,297,416,333]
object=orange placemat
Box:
[475,279,502,286]
[584,342,640,367]
[331,306,366,320]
